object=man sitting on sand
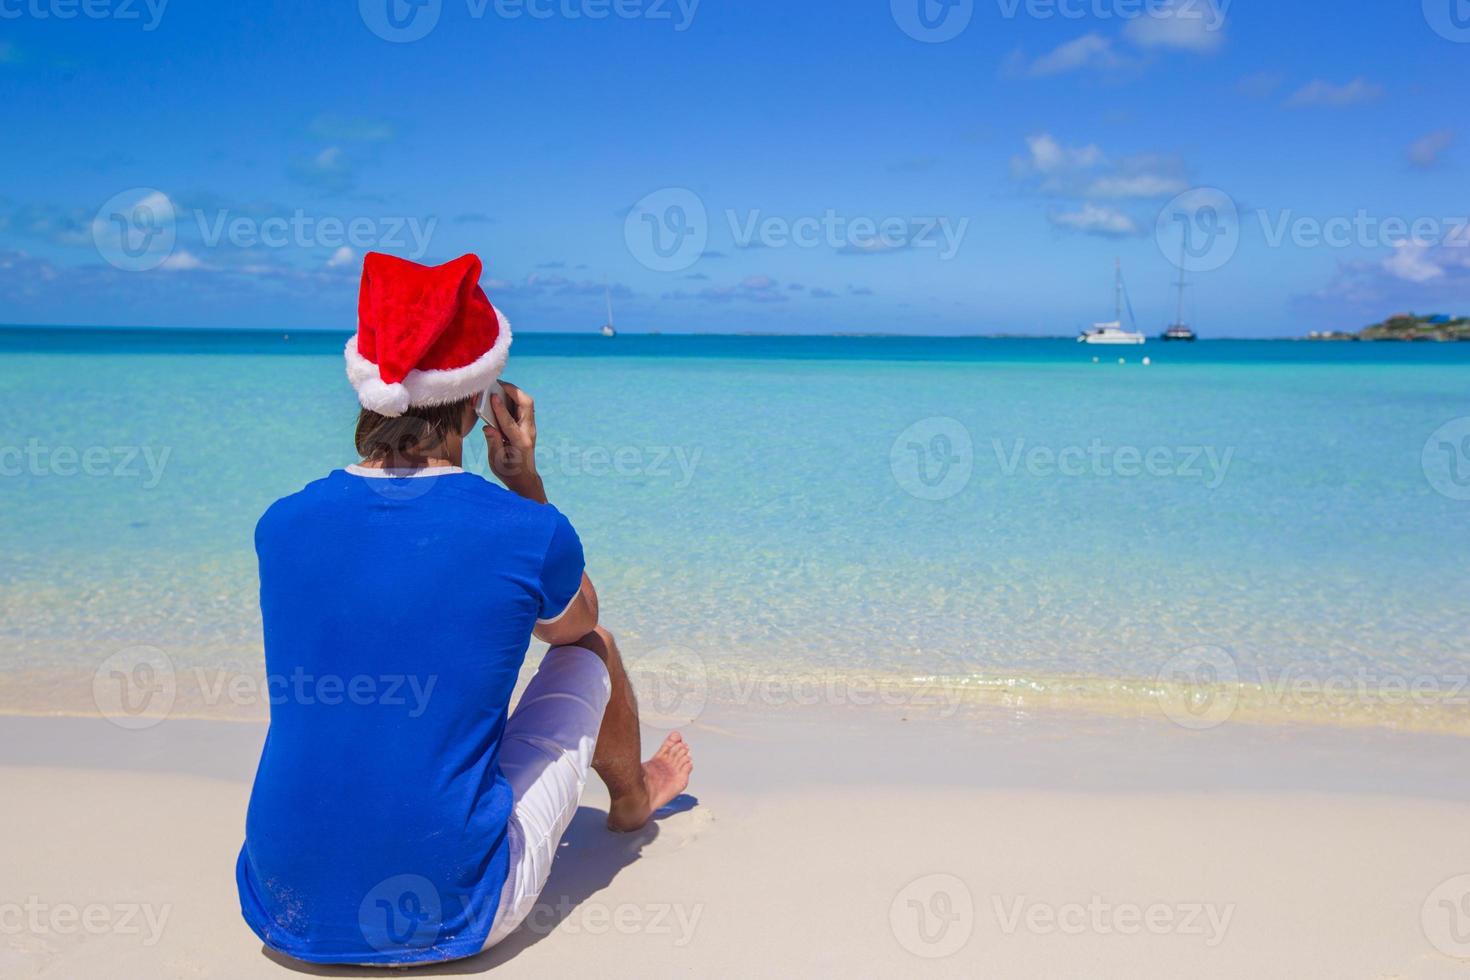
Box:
[235,252,692,966]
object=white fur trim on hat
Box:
[345,309,512,417]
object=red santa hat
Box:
[344,252,511,417]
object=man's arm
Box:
[534,572,598,646]
[484,382,601,645]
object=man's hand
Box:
[484,381,547,504]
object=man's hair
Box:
[354,397,475,461]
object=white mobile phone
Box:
[476,382,507,428]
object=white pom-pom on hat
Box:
[357,377,412,418]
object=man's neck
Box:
[357,438,462,471]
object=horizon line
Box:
[0,323,1313,342]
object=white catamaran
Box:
[1078,258,1146,345]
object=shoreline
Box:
[8,661,1470,739]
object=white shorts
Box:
[480,645,611,950]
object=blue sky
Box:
[1,0,1467,336]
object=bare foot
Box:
[606,733,693,832]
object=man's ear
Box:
[461,399,479,438]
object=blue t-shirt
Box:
[236,466,584,965]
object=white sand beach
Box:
[4,705,1469,979]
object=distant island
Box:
[1309,312,1470,342]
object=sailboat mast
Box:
[1174,239,1187,326]
[604,281,614,327]
[1114,257,1122,323]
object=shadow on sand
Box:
[263,795,699,976]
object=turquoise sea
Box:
[2,328,1468,731]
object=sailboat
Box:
[1078,258,1146,345]
[600,283,617,338]
[1161,239,1197,341]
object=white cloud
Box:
[1382,229,1470,285]
[1023,34,1130,77]
[1123,0,1227,52]
[326,245,355,268]
[1008,0,1224,78]
[1087,173,1188,199]
[1013,134,1103,178]
[1407,130,1454,170]
[158,250,205,271]
[1383,243,1444,284]
[1013,134,1185,202]
[1048,204,1142,238]
[288,146,356,192]
[1295,229,1470,323]
[1285,78,1384,108]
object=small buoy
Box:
[1142,356,1151,366]
[1117,357,1126,365]
[283,333,290,341]
[1092,356,1099,363]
